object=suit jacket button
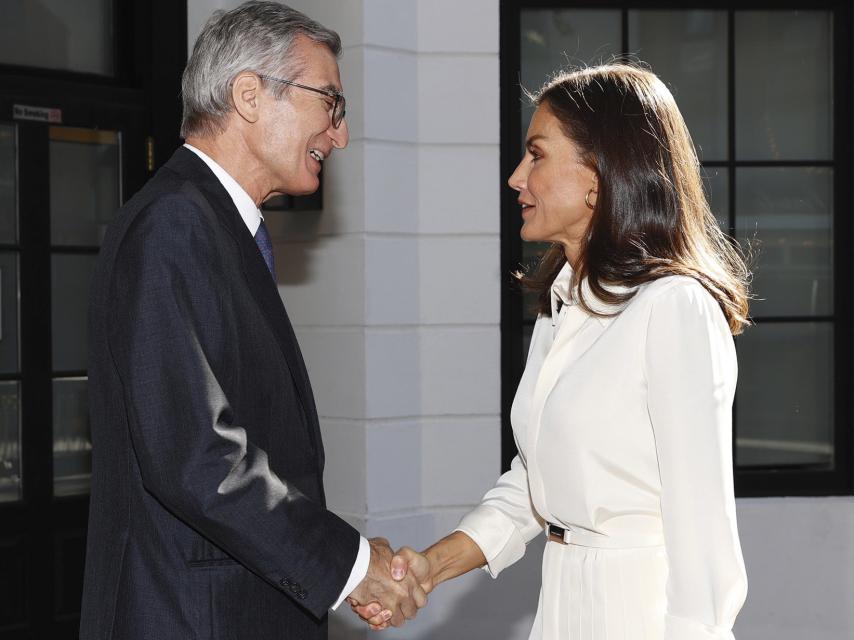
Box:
[280,577,293,588]
[297,589,308,600]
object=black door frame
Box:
[0,1,186,637]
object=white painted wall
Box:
[733,497,854,640]
[185,2,854,639]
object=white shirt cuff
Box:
[456,505,528,578]
[330,536,370,611]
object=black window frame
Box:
[499,0,854,497]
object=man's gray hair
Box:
[181,1,341,139]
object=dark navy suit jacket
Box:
[80,148,360,639]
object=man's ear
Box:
[231,73,261,124]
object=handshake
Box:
[346,537,434,631]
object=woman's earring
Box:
[585,187,597,210]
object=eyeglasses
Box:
[259,74,346,129]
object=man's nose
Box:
[329,117,349,149]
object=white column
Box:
[187,1,541,637]
[187,4,854,640]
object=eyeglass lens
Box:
[333,96,346,128]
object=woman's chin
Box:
[520,224,540,243]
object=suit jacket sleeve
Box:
[106,193,359,617]
[645,283,748,640]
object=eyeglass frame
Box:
[258,74,346,129]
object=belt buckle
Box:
[547,524,569,545]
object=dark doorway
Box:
[0,2,187,637]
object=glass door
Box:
[0,103,146,639]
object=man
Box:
[80,3,425,638]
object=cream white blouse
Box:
[457,263,748,640]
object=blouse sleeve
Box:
[455,454,544,578]
[645,281,748,640]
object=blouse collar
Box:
[549,261,635,326]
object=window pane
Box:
[0,0,114,76]
[49,127,120,247]
[0,382,21,503]
[0,252,20,375]
[736,322,833,468]
[703,167,729,230]
[628,10,728,162]
[736,167,832,317]
[520,10,621,139]
[0,125,16,244]
[53,378,91,497]
[52,254,98,371]
[735,11,832,161]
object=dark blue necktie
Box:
[254,219,276,278]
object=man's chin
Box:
[294,174,321,196]
[274,178,320,198]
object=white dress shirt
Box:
[456,263,748,639]
[183,144,370,610]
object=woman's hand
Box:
[350,547,434,630]
[350,531,485,630]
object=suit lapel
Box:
[230,216,326,479]
[163,148,325,476]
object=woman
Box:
[356,63,749,639]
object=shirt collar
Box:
[550,262,574,321]
[183,143,263,236]
[550,261,634,326]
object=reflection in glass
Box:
[736,322,833,468]
[735,11,832,161]
[50,127,120,247]
[520,10,621,140]
[0,382,21,503]
[0,0,114,76]
[0,125,16,244]
[736,167,832,317]
[53,378,91,497]
[0,253,20,375]
[52,254,98,371]
[521,241,551,322]
[628,10,728,162]
[703,167,729,230]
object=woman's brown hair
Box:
[518,63,750,334]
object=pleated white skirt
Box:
[528,542,669,640]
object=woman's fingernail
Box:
[382,610,393,621]
[392,568,403,579]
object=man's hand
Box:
[346,538,428,629]
[350,546,434,630]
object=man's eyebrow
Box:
[320,83,341,94]
[525,134,547,147]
